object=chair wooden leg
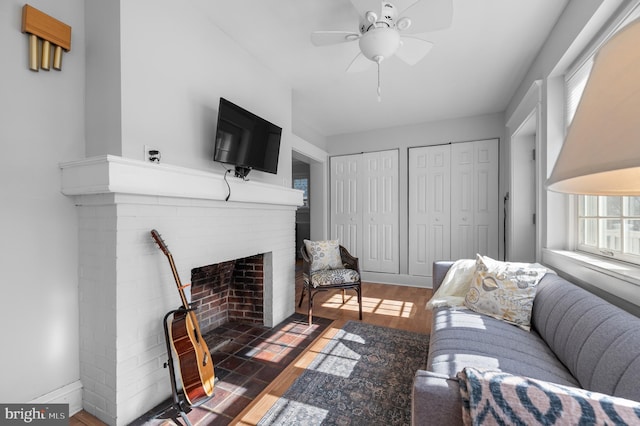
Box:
[298,284,306,308]
[308,289,314,325]
[342,289,346,304]
[357,286,363,320]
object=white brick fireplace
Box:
[61,155,302,425]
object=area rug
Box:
[258,321,430,426]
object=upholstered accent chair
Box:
[299,240,363,325]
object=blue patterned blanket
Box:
[457,367,640,425]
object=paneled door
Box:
[361,150,399,273]
[408,139,499,276]
[330,150,399,273]
[409,145,451,276]
[450,139,499,260]
[330,154,361,256]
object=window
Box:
[565,5,640,265]
[578,196,640,262]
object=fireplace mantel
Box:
[60,155,303,206]
[61,155,302,425]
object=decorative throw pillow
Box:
[457,367,640,426]
[464,255,547,331]
[303,240,343,273]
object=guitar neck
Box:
[166,251,190,311]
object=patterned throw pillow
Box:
[464,255,547,331]
[303,240,343,273]
[457,367,640,426]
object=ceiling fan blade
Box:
[346,52,374,73]
[394,0,421,15]
[311,31,360,46]
[399,0,453,33]
[349,0,382,18]
[396,36,434,66]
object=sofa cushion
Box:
[428,307,579,388]
[309,268,360,288]
[532,274,640,402]
[464,255,547,331]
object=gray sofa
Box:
[412,260,640,425]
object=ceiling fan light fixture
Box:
[359,28,401,61]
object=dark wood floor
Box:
[70,410,105,426]
[71,264,433,425]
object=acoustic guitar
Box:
[151,229,215,406]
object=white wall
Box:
[326,113,506,284]
[0,0,84,407]
[85,0,121,157]
[118,0,293,186]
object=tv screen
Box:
[214,97,282,178]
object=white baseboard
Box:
[30,380,83,416]
[361,272,432,288]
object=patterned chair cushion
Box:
[310,268,360,288]
[304,239,343,273]
[457,367,640,426]
[464,254,547,331]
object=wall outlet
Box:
[144,145,161,163]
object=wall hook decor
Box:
[21,4,71,72]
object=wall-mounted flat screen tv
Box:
[213,97,282,179]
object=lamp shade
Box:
[546,18,640,195]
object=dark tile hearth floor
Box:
[131,313,332,426]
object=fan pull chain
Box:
[375,56,383,102]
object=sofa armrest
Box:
[432,261,455,293]
[412,370,463,426]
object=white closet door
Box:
[361,150,399,273]
[409,145,451,276]
[450,139,499,260]
[330,154,361,256]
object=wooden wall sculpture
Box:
[21,4,72,72]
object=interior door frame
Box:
[506,80,543,262]
[291,135,329,243]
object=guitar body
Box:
[151,229,215,407]
[169,310,215,405]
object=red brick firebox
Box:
[190,254,264,334]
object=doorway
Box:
[292,158,310,258]
[509,111,538,262]
[290,137,330,259]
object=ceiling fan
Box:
[311,0,453,100]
